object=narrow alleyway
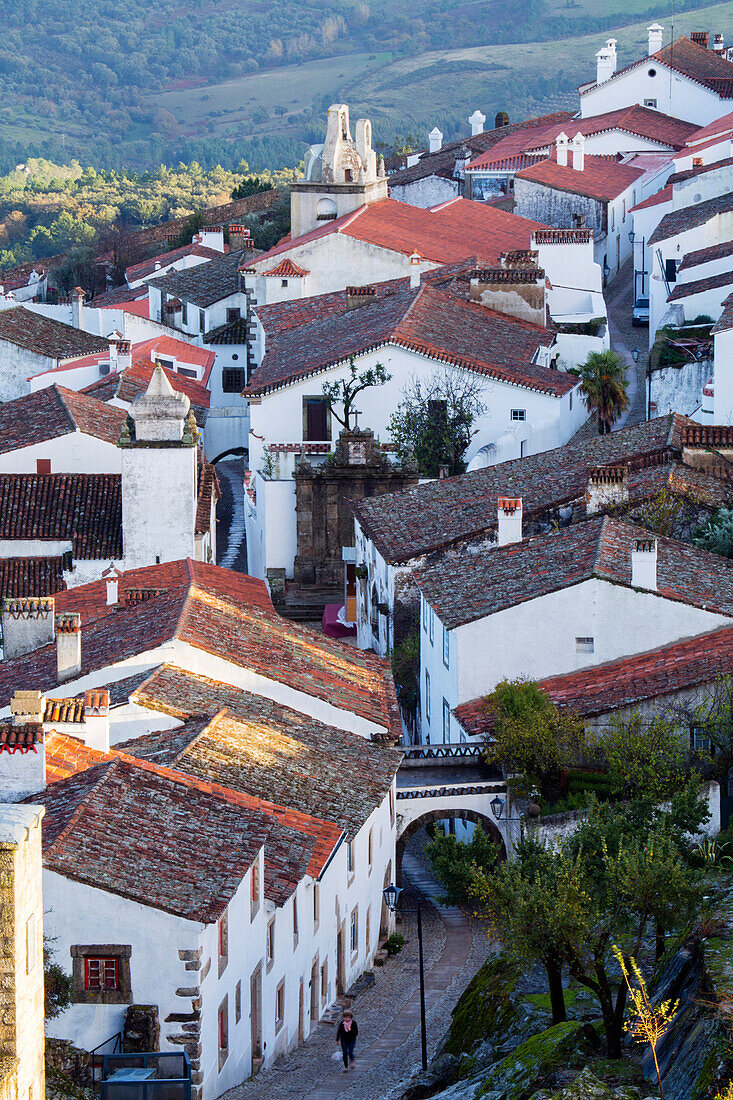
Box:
[605,259,648,430]
[225,841,491,1100]
[216,458,248,572]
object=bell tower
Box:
[290,104,388,238]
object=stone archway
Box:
[396,808,507,885]
[211,445,248,464]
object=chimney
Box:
[229,225,252,254]
[690,31,709,48]
[468,265,546,326]
[439,465,450,480]
[631,538,657,591]
[0,691,46,801]
[429,127,443,154]
[71,286,85,329]
[713,33,725,54]
[1,598,55,660]
[196,225,225,252]
[103,564,122,606]
[409,252,422,289]
[345,285,377,310]
[497,497,523,546]
[585,465,629,515]
[117,339,132,371]
[556,132,569,167]
[468,110,486,136]
[56,612,81,683]
[595,39,617,83]
[648,23,664,55]
[82,689,110,753]
[571,133,585,172]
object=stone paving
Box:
[225,840,491,1100]
[216,458,248,572]
[605,260,648,431]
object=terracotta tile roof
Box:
[44,733,111,782]
[0,557,65,599]
[0,560,400,736]
[649,190,733,244]
[414,514,733,629]
[121,664,400,838]
[0,260,48,292]
[126,242,227,282]
[685,108,733,144]
[39,753,342,918]
[262,259,309,277]
[44,698,84,723]
[149,250,248,308]
[253,198,547,268]
[82,364,210,423]
[669,155,733,185]
[88,283,150,308]
[246,283,569,398]
[0,474,122,559]
[630,184,673,212]
[0,385,125,454]
[712,290,733,334]
[0,307,108,359]
[354,414,685,562]
[679,240,733,271]
[668,269,733,301]
[0,724,42,750]
[454,624,733,734]
[582,36,733,97]
[515,154,645,202]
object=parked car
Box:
[632,296,650,326]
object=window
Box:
[611,206,615,230]
[572,213,586,229]
[691,725,712,753]
[345,169,353,182]
[422,599,428,633]
[569,391,573,411]
[275,981,285,1031]
[199,309,206,333]
[218,997,228,1068]
[510,409,526,421]
[366,908,371,950]
[71,946,132,1004]
[350,909,358,955]
[235,981,242,1024]
[26,915,36,974]
[313,883,320,928]
[250,860,260,919]
[520,439,528,458]
[622,199,626,220]
[693,157,703,167]
[347,840,355,876]
[226,307,241,323]
[281,279,288,288]
[443,625,449,669]
[303,396,330,441]
[85,957,119,990]
[368,828,373,870]
[644,97,657,108]
[293,898,299,945]
[177,366,197,379]
[181,302,188,326]
[575,636,594,654]
[223,367,246,393]
[425,670,431,723]
[388,786,395,826]
[36,459,51,475]
[218,910,228,976]
[442,699,451,743]
[320,961,328,1005]
[266,920,275,967]
[156,357,174,370]
[665,258,678,284]
[647,67,657,77]
[429,606,434,646]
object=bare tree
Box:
[389,368,487,476]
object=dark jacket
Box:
[337,1020,358,1043]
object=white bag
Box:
[331,1051,343,1063]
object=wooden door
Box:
[250,965,262,1066]
[336,926,346,996]
[305,399,328,441]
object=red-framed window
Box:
[218,1002,228,1052]
[84,957,119,990]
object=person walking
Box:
[336,1009,358,1071]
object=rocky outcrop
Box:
[533,1067,649,1099]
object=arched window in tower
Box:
[317,198,338,221]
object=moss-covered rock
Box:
[531,1067,646,1099]
[441,956,522,1058]
[474,1020,600,1098]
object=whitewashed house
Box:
[0,307,109,402]
[0,558,400,1097]
[415,511,733,744]
[125,226,230,288]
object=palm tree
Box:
[579,350,629,435]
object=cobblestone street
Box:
[606,259,648,430]
[224,839,492,1100]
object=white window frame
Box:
[510,409,526,421]
[442,698,451,743]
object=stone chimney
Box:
[1,598,55,660]
[71,286,85,329]
[82,689,110,753]
[468,266,546,326]
[712,33,726,54]
[56,612,81,683]
[648,23,664,55]
[229,225,252,253]
[556,132,569,167]
[497,497,523,546]
[469,110,486,136]
[345,285,377,311]
[409,252,422,289]
[429,127,443,154]
[690,31,710,48]
[127,364,190,443]
[631,538,657,591]
[596,39,617,83]
[571,133,585,172]
[103,564,122,606]
[585,465,629,515]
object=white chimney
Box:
[585,466,628,515]
[596,39,617,83]
[713,33,725,54]
[71,286,85,329]
[0,691,46,800]
[571,133,585,172]
[56,612,81,683]
[469,110,486,136]
[82,689,110,753]
[429,127,443,154]
[648,23,664,55]
[1,598,55,660]
[103,564,122,606]
[497,497,523,546]
[117,339,132,371]
[409,251,422,289]
[556,132,569,167]
[631,538,657,591]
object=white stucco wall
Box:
[580,64,725,125]
[0,432,121,474]
[121,445,197,568]
[390,176,460,209]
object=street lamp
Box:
[631,347,640,364]
[490,794,505,819]
[383,884,428,1070]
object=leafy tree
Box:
[230,175,274,199]
[390,629,420,727]
[388,369,486,476]
[578,350,629,435]
[321,357,391,431]
[694,507,733,559]
[481,678,584,796]
[44,935,72,1020]
[425,823,501,907]
[593,712,688,803]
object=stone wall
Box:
[514,179,605,240]
[650,357,711,418]
[293,429,418,587]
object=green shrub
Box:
[385,932,405,955]
[694,508,733,559]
